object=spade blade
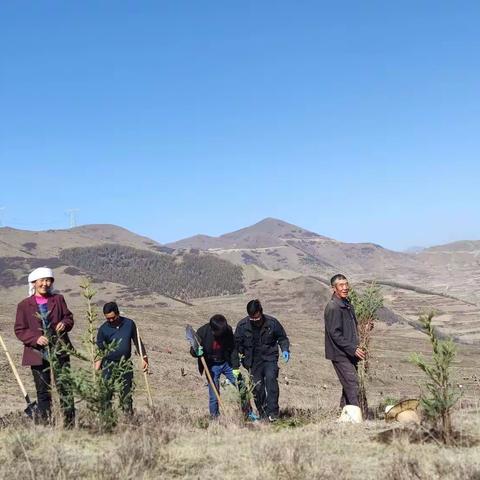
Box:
[23,394,38,419]
[185,324,201,351]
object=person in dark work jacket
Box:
[324,274,366,408]
[234,299,290,421]
[190,314,241,417]
[95,302,148,414]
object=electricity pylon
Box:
[65,209,80,228]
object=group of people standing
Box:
[191,298,290,421]
[193,275,364,420]
[13,266,364,425]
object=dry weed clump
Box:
[251,438,347,480]
[384,449,480,480]
[376,423,479,448]
[0,411,31,430]
[0,405,172,479]
[0,422,170,480]
[94,427,165,480]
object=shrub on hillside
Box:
[60,244,244,299]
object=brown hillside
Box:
[0,224,163,258]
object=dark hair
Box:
[330,274,347,287]
[246,299,263,317]
[209,314,228,336]
[103,301,120,315]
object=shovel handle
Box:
[0,334,29,400]
[200,356,225,412]
[185,325,225,413]
[135,326,154,409]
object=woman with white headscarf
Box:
[14,267,75,426]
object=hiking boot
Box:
[268,415,278,423]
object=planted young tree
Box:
[57,279,133,431]
[349,282,384,419]
[409,312,461,445]
[36,310,64,425]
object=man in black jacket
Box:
[235,299,290,421]
[324,274,365,408]
[191,314,240,417]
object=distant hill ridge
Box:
[167,217,425,277]
[0,224,162,258]
[166,218,329,250]
[421,240,480,253]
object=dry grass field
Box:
[1,405,479,480]
[1,273,479,479]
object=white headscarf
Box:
[28,267,55,296]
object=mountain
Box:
[168,217,424,280]
[0,224,163,258]
[167,218,328,250]
[418,240,480,264]
[414,239,480,305]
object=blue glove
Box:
[247,411,260,421]
[282,351,290,363]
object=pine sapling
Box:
[36,310,64,426]
[56,278,133,431]
[349,282,383,419]
[409,312,461,445]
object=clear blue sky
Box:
[1,1,479,251]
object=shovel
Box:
[135,326,154,409]
[185,324,225,413]
[0,334,37,418]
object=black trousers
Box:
[332,359,359,407]
[250,361,280,417]
[31,356,75,426]
[103,363,134,414]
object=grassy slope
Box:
[1,276,479,479]
[1,405,479,479]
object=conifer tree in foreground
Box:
[410,312,461,445]
[58,279,132,431]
